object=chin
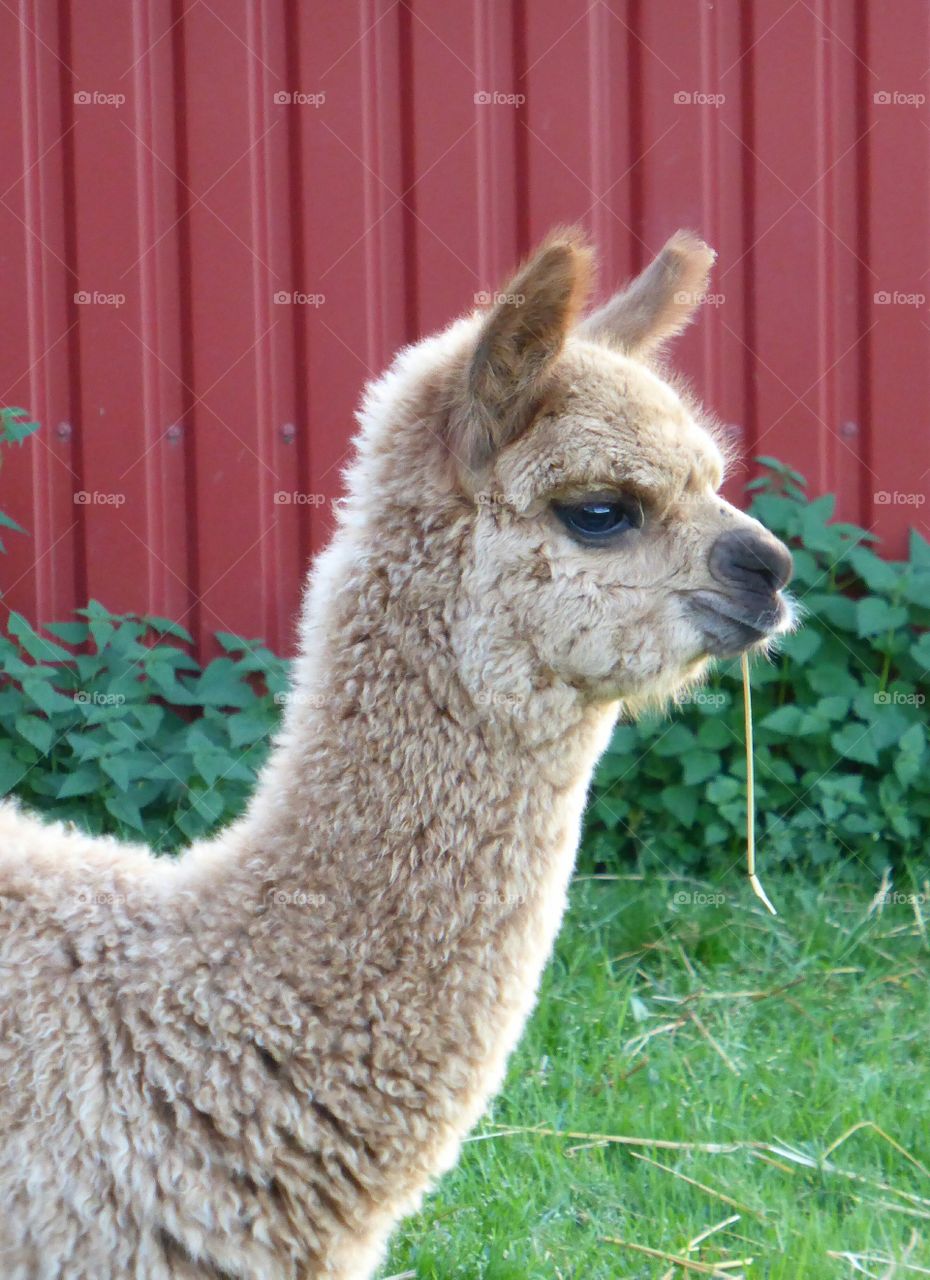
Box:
[613,657,713,718]
[689,590,796,661]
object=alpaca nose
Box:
[708,528,793,595]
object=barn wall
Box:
[1,0,927,655]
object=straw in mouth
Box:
[741,652,777,917]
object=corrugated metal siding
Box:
[1,0,928,657]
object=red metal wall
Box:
[2,0,928,657]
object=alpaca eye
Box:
[552,496,643,542]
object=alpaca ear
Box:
[449,228,593,479]
[577,230,715,358]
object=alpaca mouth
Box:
[688,589,791,659]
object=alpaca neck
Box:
[237,529,618,916]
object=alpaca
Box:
[0,228,793,1280]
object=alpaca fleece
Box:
[0,228,793,1278]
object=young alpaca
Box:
[0,229,793,1280]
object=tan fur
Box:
[0,229,793,1279]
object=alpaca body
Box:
[0,515,616,1279]
[0,229,793,1277]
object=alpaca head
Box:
[351,229,794,715]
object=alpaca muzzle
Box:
[689,528,794,657]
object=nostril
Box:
[709,529,793,593]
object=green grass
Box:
[382,871,930,1278]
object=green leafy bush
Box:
[584,460,930,873]
[0,603,287,850]
[0,407,40,559]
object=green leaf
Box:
[21,677,77,716]
[1,406,41,444]
[807,663,860,699]
[807,594,857,631]
[188,786,226,827]
[0,508,26,534]
[104,792,146,833]
[681,750,721,786]
[760,706,804,735]
[99,754,133,791]
[910,633,930,668]
[847,546,901,594]
[909,529,930,572]
[14,713,55,754]
[144,615,194,642]
[57,765,104,798]
[856,597,908,638]
[194,659,253,709]
[0,745,26,793]
[831,722,879,766]
[754,456,806,484]
[7,613,72,662]
[696,719,732,750]
[900,722,926,756]
[660,784,698,828]
[651,724,695,757]
[779,629,821,664]
[44,621,89,644]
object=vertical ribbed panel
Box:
[1,0,927,656]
